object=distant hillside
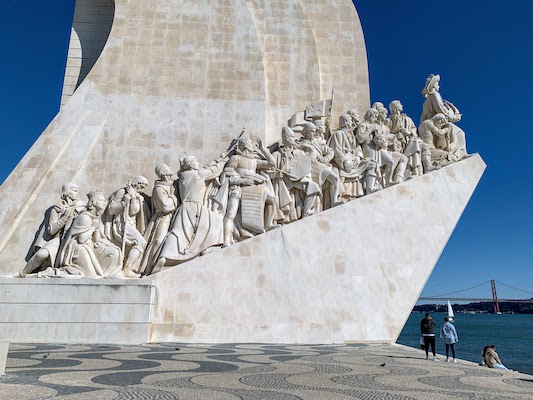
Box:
[414,299,533,314]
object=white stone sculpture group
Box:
[20,74,468,279]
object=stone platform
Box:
[0,278,154,343]
[1,342,532,399]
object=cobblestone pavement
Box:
[1,343,532,399]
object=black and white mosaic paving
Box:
[1,343,532,399]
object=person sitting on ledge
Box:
[484,345,513,371]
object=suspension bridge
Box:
[418,280,533,313]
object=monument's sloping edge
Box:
[148,155,486,344]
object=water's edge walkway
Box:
[1,342,532,399]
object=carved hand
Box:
[62,208,76,222]
[256,138,266,151]
[241,177,254,186]
[125,185,137,198]
[343,160,353,173]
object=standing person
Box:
[139,163,179,275]
[154,154,228,269]
[484,345,512,371]
[440,316,459,363]
[420,312,438,360]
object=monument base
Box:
[0,155,485,344]
[0,278,154,344]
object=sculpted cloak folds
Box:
[25,198,81,270]
[59,211,122,277]
[159,162,225,265]
[138,179,178,274]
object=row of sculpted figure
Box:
[20,74,468,278]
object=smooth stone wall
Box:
[0,339,7,375]
[0,278,154,344]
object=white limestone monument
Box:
[0,0,484,344]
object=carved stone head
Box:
[86,189,107,213]
[432,113,448,128]
[281,126,297,146]
[182,155,200,171]
[371,102,384,110]
[422,74,441,98]
[155,163,173,179]
[376,106,388,122]
[347,109,360,125]
[131,176,148,192]
[301,122,317,140]
[61,183,80,202]
[339,114,353,130]
[314,120,326,138]
[389,100,403,115]
[363,108,379,124]
[237,137,255,154]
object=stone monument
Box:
[0,0,484,343]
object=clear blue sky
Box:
[1,1,532,298]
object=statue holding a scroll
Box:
[223,137,277,247]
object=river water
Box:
[397,312,533,375]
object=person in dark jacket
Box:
[420,312,439,360]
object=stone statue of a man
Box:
[387,100,426,176]
[223,137,277,247]
[20,183,82,277]
[104,176,150,278]
[421,74,467,160]
[357,108,406,187]
[272,126,321,222]
[418,113,457,167]
[299,122,343,209]
[139,163,179,275]
[58,189,122,277]
[330,113,378,198]
[153,154,228,272]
